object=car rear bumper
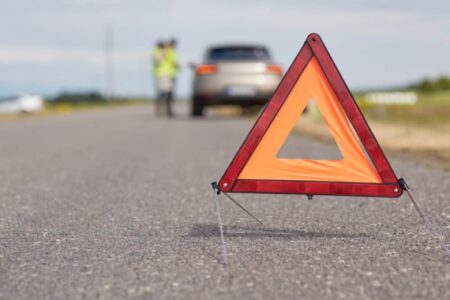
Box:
[194,95,270,106]
[193,73,281,105]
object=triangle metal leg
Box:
[211,183,228,265]
[222,192,264,225]
[401,180,450,258]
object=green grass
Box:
[0,99,153,122]
[44,98,152,114]
[354,90,450,126]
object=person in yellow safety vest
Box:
[152,40,173,116]
[166,39,179,105]
[151,39,179,117]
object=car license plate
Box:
[226,86,257,96]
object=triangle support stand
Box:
[222,192,264,226]
[211,182,265,265]
[399,179,450,258]
[211,182,228,265]
[209,33,448,263]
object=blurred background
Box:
[1,1,449,162]
[1,1,450,98]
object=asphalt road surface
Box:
[0,104,449,299]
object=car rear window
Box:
[207,47,270,61]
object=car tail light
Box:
[266,64,282,75]
[196,64,217,75]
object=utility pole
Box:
[104,27,115,101]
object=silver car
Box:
[191,45,283,116]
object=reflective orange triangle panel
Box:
[238,57,382,183]
[218,33,402,197]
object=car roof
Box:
[207,44,268,51]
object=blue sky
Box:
[1,0,450,98]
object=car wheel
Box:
[191,97,204,117]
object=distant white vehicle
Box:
[0,94,44,113]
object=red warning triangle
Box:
[218,33,402,197]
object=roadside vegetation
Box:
[0,92,152,121]
[410,76,450,92]
[354,90,450,126]
[45,91,152,113]
[354,76,450,125]
[300,76,450,170]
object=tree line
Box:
[410,76,450,92]
[49,91,105,103]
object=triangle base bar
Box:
[229,180,403,197]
